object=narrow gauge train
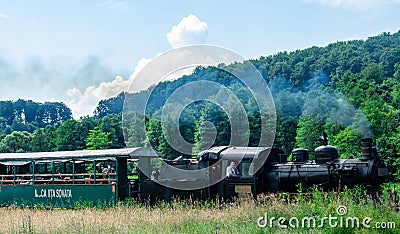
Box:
[0,138,389,207]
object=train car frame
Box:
[0,148,158,207]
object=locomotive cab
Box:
[198,146,287,200]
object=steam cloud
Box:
[0,55,118,104]
[269,72,373,138]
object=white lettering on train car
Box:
[34,188,72,199]
[34,189,47,198]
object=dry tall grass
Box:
[0,200,261,233]
[0,188,398,234]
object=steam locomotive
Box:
[138,137,389,202]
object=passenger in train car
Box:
[96,163,103,174]
[86,174,93,184]
[102,165,110,173]
[107,165,116,184]
[226,161,240,178]
[152,169,160,180]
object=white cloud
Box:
[126,46,245,95]
[65,57,153,118]
[126,54,162,93]
[162,67,197,82]
[167,14,208,49]
[66,15,209,118]
[305,0,400,10]
[64,45,246,118]
[63,14,209,118]
[0,13,11,20]
[66,76,129,118]
[128,57,153,81]
[95,1,128,10]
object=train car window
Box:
[248,162,255,176]
[151,158,161,180]
[222,160,228,177]
[241,162,253,178]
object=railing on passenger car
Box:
[0,173,117,185]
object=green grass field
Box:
[0,185,398,233]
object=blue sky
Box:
[1,0,400,118]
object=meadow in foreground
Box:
[0,185,398,234]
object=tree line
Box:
[0,100,72,134]
[0,114,125,153]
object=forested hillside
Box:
[0,100,72,134]
[1,31,399,180]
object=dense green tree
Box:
[85,127,111,150]
[80,115,99,131]
[94,92,125,118]
[332,127,361,159]
[55,120,87,151]
[0,131,32,153]
[31,127,57,152]
[145,116,162,150]
[295,118,322,158]
[122,112,146,148]
[272,90,304,153]
[192,116,217,155]
[0,100,72,133]
[387,127,400,179]
[99,114,125,148]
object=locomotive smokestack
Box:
[361,138,373,160]
[319,132,328,146]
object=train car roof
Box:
[220,147,272,159]
[197,146,230,160]
[198,146,285,161]
[0,147,159,165]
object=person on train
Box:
[226,161,240,178]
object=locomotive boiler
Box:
[262,138,388,194]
